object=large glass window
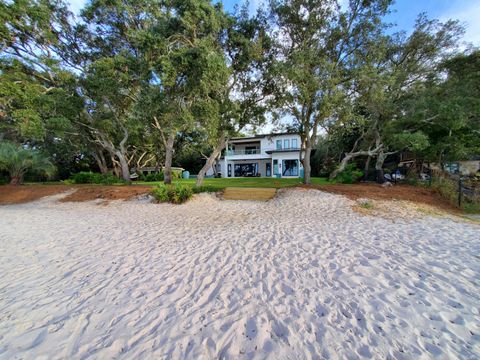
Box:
[273,159,279,175]
[444,162,459,174]
[282,159,299,176]
[276,140,282,150]
[291,138,298,148]
[234,163,258,177]
[284,139,290,149]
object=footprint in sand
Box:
[447,299,464,309]
[315,304,328,317]
[357,345,373,358]
[424,343,443,356]
[363,252,380,260]
[271,321,289,340]
[13,328,48,351]
[245,318,257,340]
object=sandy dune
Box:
[0,189,479,359]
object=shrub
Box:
[0,171,8,185]
[151,183,193,204]
[141,170,182,182]
[71,171,125,185]
[335,164,364,184]
[144,172,164,182]
[431,174,458,205]
[71,171,96,184]
[0,141,55,185]
[172,169,182,179]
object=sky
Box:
[68,0,480,47]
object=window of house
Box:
[284,139,290,149]
[282,159,299,176]
[266,163,271,177]
[234,163,258,177]
[291,138,298,148]
[444,162,459,174]
[273,159,279,175]
[276,140,282,150]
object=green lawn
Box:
[137,177,329,189]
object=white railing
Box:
[226,148,261,155]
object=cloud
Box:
[440,1,480,47]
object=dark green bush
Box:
[335,164,364,184]
[144,172,164,182]
[151,183,193,204]
[0,171,8,185]
[141,170,182,182]
[71,171,125,185]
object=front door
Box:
[266,163,271,177]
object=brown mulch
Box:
[0,185,153,205]
[0,185,72,204]
[0,182,459,214]
[302,183,460,213]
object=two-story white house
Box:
[213,133,303,178]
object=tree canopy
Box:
[0,0,477,185]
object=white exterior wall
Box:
[460,160,480,175]
[260,134,301,153]
[219,133,303,178]
[271,151,303,178]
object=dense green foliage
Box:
[0,142,56,184]
[335,165,364,184]
[152,183,194,204]
[139,170,182,182]
[71,172,126,185]
[0,0,477,191]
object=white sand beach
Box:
[0,189,479,359]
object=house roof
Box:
[230,132,300,141]
[265,148,301,154]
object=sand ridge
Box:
[0,189,479,359]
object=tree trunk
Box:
[375,150,387,184]
[116,150,131,183]
[9,175,23,186]
[329,153,355,180]
[163,132,175,185]
[303,145,312,184]
[196,135,226,187]
[111,156,120,177]
[329,145,383,180]
[364,155,371,181]
[93,150,108,175]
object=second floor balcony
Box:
[226,148,261,156]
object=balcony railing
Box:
[226,148,261,156]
